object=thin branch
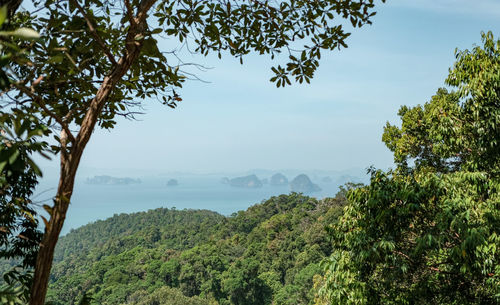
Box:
[63,52,80,70]
[394,250,413,263]
[123,0,136,26]
[116,110,145,120]
[69,0,118,65]
[136,0,157,24]
[13,84,76,144]
[32,187,56,200]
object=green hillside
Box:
[46,193,346,305]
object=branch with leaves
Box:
[0,1,386,304]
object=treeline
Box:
[46,193,347,304]
[50,208,225,280]
[314,32,500,305]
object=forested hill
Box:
[47,193,347,305]
[50,208,226,280]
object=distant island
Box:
[85,175,141,185]
[228,174,263,188]
[166,179,179,186]
[322,176,332,183]
[220,177,230,184]
[335,174,362,186]
[270,173,288,186]
[290,174,321,193]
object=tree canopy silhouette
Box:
[0,0,386,303]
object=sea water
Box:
[34,174,354,235]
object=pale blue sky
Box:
[45,0,500,175]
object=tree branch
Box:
[13,84,76,144]
[70,0,118,65]
[123,0,136,26]
[136,0,157,24]
[75,0,158,150]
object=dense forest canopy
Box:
[0,1,386,302]
[1,1,499,304]
[316,32,500,305]
[45,193,347,305]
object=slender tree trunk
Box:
[29,145,79,304]
[29,77,128,304]
[28,6,155,299]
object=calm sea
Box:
[34,174,355,235]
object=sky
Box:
[39,0,500,176]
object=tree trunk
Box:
[28,11,153,299]
[28,77,126,304]
[29,152,77,304]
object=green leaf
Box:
[0,160,7,173]
[15,28,40,39]
[47,55,64,64]
[8,150,19,165]
[9,28,40,39]
[27,128,44,139]
[0,6,7,27]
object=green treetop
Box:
[316,32,500,305]
[0,0,386,303]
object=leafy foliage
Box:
[0,7,46,303]
[45,193,347,304]
[0,111,48,303]
[6,0,386,133]
[127,286,209,305]
[2,0,386,302]
[0,1,45,278]
[318,171,499,304]
[383,31,500,174]
[317,32,500,305]
[0,4,40,90]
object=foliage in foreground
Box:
[0,5,48,304]
[2,0,386,302]
[317,171,499,304]
[316,32,500,305]
[0,108,47,305]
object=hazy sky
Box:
[41,0,500,175]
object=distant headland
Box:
[228,174,263,188]
[270,173,288,186]
[85,175,141,185]
[290,174,321,193]
[166,179,179,186]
